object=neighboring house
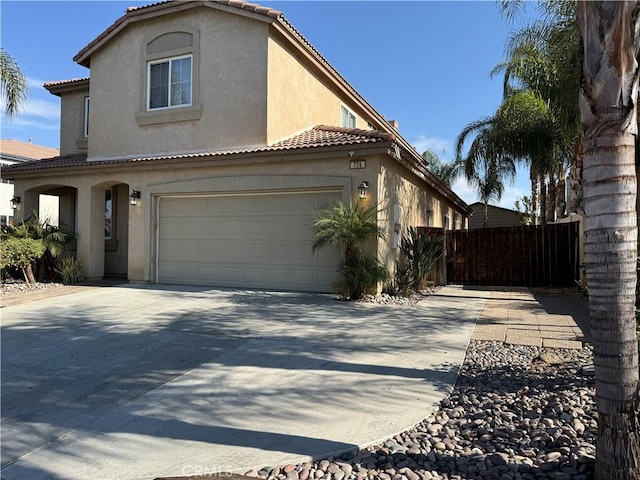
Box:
[4,0,472,291]
[0,139,59,226]
[468,202,525,229]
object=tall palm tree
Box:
[496,0,581,220]
[579,1,640,478]
[455,120,516,227]
[422,149,463,187]
[456,89,559,225]
[0,49,27,117]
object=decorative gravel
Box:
[345,287,443,306]
[0,281,64,296]
[246,341,596,480]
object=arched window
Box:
[136,26,201,125]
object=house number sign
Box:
[350,160,366,169]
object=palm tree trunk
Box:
[547,174,557,223]
[530,172,539,225]
[556,176,567,219]
[540,180,547,225]
[483,201,489,228]
[569,139,584,215]
[578,2,640,478]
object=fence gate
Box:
[445,222,581,288]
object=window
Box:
[341,106,356,128]
[83,96,90,137]
[105,189,113,240]
[148,55,192,110]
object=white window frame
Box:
[83,96,90,137]
[147,54,193,111]
[340,105,356,128]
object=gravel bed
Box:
[0,281,64,296]
[246,341,595,480]
[341,287,443,306]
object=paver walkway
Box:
[471,287,590,349]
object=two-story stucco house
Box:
[4,0,471,292]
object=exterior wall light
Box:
[358,181,369,199]
[10,196,20,209]
[130,190,141,206]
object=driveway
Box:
[0,284,489,480]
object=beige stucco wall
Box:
[11,150,387,282]
[86,7,269,159]
[59,88,89,156]
[377,157,467,282]
[266,34,369,143]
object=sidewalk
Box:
[471,287,590,349]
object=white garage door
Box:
[156,190,342,292]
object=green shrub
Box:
[394,227,444,294]
[311,199,388,300]
[0,236,45,283]
[55,256,84,285]
[335,250,390,299]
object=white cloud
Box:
[1,116,59,131]
[449,177,529,212]
[23,97,60,120]
[411,135,455,161]
[26,76,48,91]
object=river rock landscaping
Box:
[246,341,595,480]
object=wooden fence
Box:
[445,222,581,287]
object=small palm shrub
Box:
[311,199,388,300]
[55,255,84,285]
[335,249,390,299]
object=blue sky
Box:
[0,0,535,209]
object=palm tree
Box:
[311,199,388,299]
[455,120,516,227]
[0,49,27,117]
[495,0,581,221]
[578,1,640,478]
[422,149,463,187]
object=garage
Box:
[156,190,343,292]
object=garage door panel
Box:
[158,191,342,292]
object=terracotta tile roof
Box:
[126,0,281,18]
[0,140,59,161]
[43,77,90,88]
[271,125,395,149]
[2,126,392,174]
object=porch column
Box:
[76,187,105,280]
[127,189,146,282]
[15,189,40,224]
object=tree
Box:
[0,48,27,117]
[422,149,462,187]
[578,1,640,478]
[514,195,534,225]
[495,1,581,222]
[311,199,388,299]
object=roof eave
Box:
[74,0,279,68]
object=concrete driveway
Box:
[1,284,489,480]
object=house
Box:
[0,139,59,226]
[468,202,525,229]
[3,0,472,292]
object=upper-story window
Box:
[136,27,201,126]
[83,96,90,137]
[148,55,192,109]
[341,106,356,128]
